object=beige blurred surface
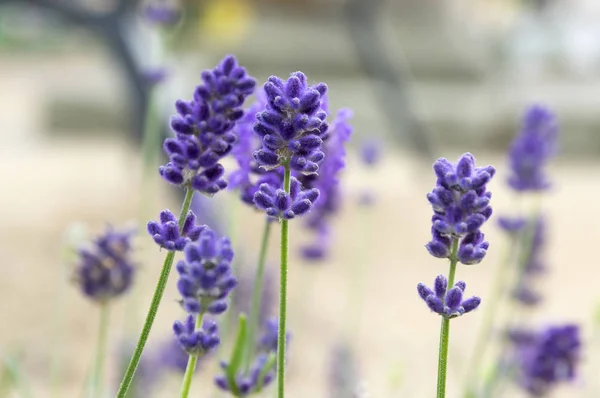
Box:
[1,129,598,397]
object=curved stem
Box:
[179,312,205,398]
[91,303,110,398]
[116,187,195,398]
[277,166,291,398]
[245,219,273,371]
[436,238,459,398]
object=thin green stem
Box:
[436,238,459,398]
[90,303,110,398]
[277,166,291,398]
[245,219,273,371]
[462,237,517,397]
[179,312,205,398]
[116,187,195,398]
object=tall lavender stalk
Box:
[116,55,255,397]
[252,72,328,397]
[417,153,495,397]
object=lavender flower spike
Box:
[160,55,256,195]
[147,210,206,251]
[426,153,496,265]
[75,227,135,302]
[417,275,481,318]
[511,324,581,396]
[253,176,319,220]
[507,105,558,192]
[175,229,237,315]
[173,315,220,356]
[253,72,328,173]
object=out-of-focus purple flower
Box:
[175,229,237,315]
[232,266,274,325]
[142,67,169,88]
[258,318,290,353]
[417,275,481,318]
[253,176,319,221]
[512,216,547,307]
[159,55,256,195]
[329,342,360,398]
[147,210,206,251]
[425,153,495,265]
[253,72,328,174]
[507,105,558,192]
[498,216,526,234]
[157,335,197,373]
[360,138,382,166]
[215,353,276,396]
[75,227,135,302]
[143,2,181,26]
[173,314,220,355]
[510,324,581,396]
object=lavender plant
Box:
[74,227,136,398]
[417,153,495,398]
[464,105,562,397]
[251,72,328,397]
[116,55,256,397]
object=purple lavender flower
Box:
[215,353,276,396]
[425,153,495,265]
[75,227,135,302]
[360,138,382,166]
[147,210,206,251]
[232,266,274,325]
[253,72,328,173]
[143,2,181,26]
[507,105,558,192]
[142,67,168,88]
[511,324,581,396]
[159,55,256,195]
[253,176,319,220]
[498,216,526,234]
[512,217,547,306]
[173,314,220,355]
[175,229,237,314]
[417,275,481,318]
[258,318,290,353]
[299,108,353,260]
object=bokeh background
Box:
[1,0,599,397]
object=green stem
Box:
[436,238,459,398]
[179,312,205,398]
[277,166,291,398]
[90,304,110,398]
[462,237,517,397]
[116,187,195,398]
[245,219,273,371]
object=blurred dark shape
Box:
[343,0,432,157]
[0,0,150,141]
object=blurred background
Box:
[0,0,599,397]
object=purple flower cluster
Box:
[507,105,558,192]
[254,177,319,221]
[417,275,481,318]
[253,72,328,173]
[147,210,206,251]
[425,153,495,265]
[512,217,547,306]
[159,55,256,195]
[215,319,286,395]
[75,227,135,303]
[215,353,275,396]
[175,229,237,315]
[360,139,382,167]
[510,324,581,396]
[173,314,220,356]
[299,108,353,260]
[143,2,181,26]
